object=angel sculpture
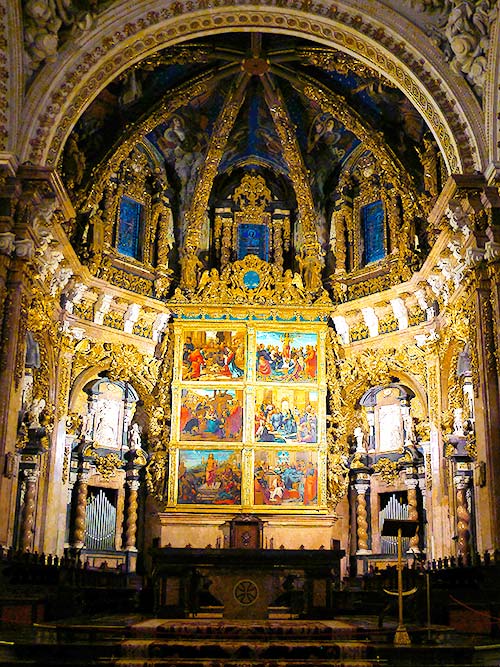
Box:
[278,270,306,302]
[197,268,222,299]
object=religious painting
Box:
[237,223,269,262]
[180,388,243,442]
[361,200,386,264]
[117,196,144,260]
[255,387,318,444]
[177,449,242,505]
[253,450,318,507]
[255,331,318,383]
[181,330,245,381]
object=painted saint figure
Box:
[205,453,217,487]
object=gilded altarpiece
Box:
[168,322,327,513]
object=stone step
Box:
[130,619,356,641]
[113,661,376,667]
[120,638,370,660]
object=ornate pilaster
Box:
[468,247,500,547]
[0,174,52,547]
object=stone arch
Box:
[18,2,485,174]
[484,5,500,170]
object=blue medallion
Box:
[243,270,260,289]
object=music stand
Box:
[381,519,419,645]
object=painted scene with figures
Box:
[181,330,246,381]
[177,449,242,505]
[255,387,318,444]
[255,331,318,382]
[254,450,318,506]
[180,388,243,441]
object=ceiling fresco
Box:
[65,33,431,248]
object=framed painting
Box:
[255,386,318,445]
[181,329,245,381]
[180,388,243,442]
[177,449,242,505]
[253,450,318,507]
[255,331,318,382]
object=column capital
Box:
[404,477,419,490]
[127,479,140,492]
[354,481,370,495]
[454,474,470,490]
[23,469,40,484]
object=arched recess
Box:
[18,2,485,175]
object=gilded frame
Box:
[169,321,328,513]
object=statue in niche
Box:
[129,423,142,450]
[27,397,46,429]
[180,245,203,291]
[417,135,439,198]
[354,426,365,452]
[62,133,86,189]
[401,407,416,446]
[25,332,41,369]
[453,407,465,436]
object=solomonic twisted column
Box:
[455,476,471,559]
[354,481,370,554]
[125,479,140,551]
[405,478,420,553]
[72,471,89,549]
[20,470,39,551]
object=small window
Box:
[117,196,144,260]
[361,200,385,265]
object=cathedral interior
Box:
[2,0,500,662]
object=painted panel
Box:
[255,331,318,382]
[180,388,243,442]
[254,449,318,506]
[181,330,245,381]
[255,387,318,445]
[117,196,143,259]
[237,223,269,261]
[177,449,242,505]
[361,200,385,264]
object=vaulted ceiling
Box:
[65,32,431,247]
